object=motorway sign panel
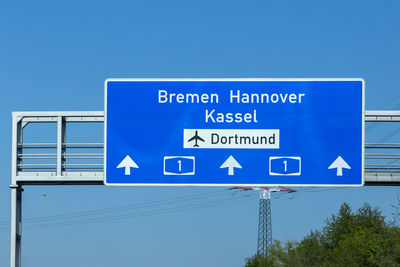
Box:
[105,78,364,187]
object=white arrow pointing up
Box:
[117,155,139,175]
[220,156,242,175]
[328,156,351,176]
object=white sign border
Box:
[104,78,365,187]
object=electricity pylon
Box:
[229,186,296,257]
[257,188,272,257]
[256,187,296,256]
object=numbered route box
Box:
[269,157,301,176]
[164,156,195,175]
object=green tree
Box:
[392,195,400,225]
[245,202,400,267]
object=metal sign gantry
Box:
[9,110,400,267]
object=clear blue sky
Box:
[1,0,400,266]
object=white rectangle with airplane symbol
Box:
[183,129,279,149]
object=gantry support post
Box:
[10,185,22,267]
[10,113,23,267]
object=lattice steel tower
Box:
[257,188,272,257]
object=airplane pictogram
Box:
[187,130,205,147]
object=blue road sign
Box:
[105,79,364,187]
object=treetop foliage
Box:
[245,202,400,267]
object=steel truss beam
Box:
[11,110,400,186]
[11,112,104,186]
[364,110,400,185]
[365,110,400,122]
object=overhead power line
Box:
[378,127,400,143]
[0,187,344,232]
[3,190,228,226]
[0,189,229,226]
[0,194,254,231]
[366,93,400,133]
